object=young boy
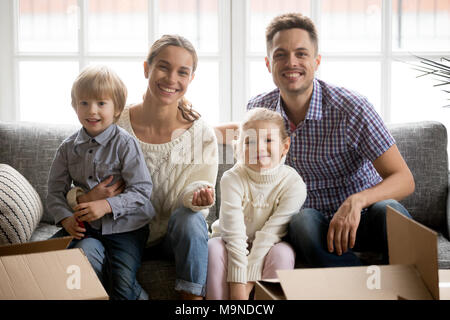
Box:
[47,65,155,300]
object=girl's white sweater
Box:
[211,160,307,283]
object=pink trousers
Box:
[205,237,296,300]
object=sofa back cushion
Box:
[0,121,447,237]
[388,121,449,237]
[0,121,79,223]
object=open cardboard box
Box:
[255,206,450,300]
[0,236,108,300]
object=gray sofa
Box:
[0,120,449,300]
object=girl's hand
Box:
[246,282,255,297]
[78,176,125,203]
[192,186,214,207]
[73,200,112,222]
[229,282,249,300]
[61,216,86,240]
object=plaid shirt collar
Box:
[275,78,323,129]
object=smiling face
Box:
[76,97,119,137]
[265,28,321,98]
[242,120,290,172]
[144,45,195,108]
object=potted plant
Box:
[408,55,450,108]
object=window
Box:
[6,0,228,126]
[1,0,449,142]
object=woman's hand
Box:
[61,216,86,240]
[73,200,112,223]
[192,186,214,207]
[78,176,125,203]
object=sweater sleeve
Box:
[247,175,307,282]
[219,171,249,284]
[46,144,76,226]
[177,122,219,213]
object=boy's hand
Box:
[73,200,112,222]
[192,186,214,207]
[61,216,86,240]
[78,176,125,203]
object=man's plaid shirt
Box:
[247,78,395,220]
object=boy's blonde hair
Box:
[71,65,127,121]
[234,108,289,162]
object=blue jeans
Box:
[143,206,209,297]
[51,224,149,300]
[287,199,412,267]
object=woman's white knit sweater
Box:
[116,107,219,246]
[211,160,307,283]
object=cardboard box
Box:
[255,206,450,300]
[0,236,108,300]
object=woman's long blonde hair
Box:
[146,34,201,122]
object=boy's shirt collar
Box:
[74,123,117,147]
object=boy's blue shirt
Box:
[47,123,155,235]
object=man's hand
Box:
[61,216,86,240]
[192,186,214,207]
[327,195,364,255]
[73,200,112,222]
[78,176,124,203]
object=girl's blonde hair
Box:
[71,65,127,121]
[234,107,289,162]
[146,34,200,122]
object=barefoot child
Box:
[47,65,155,300]
[206,108,307,300]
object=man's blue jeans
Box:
[143,206,209,297]
[287,199,412,267]
[51,224,148,300]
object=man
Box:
[218,13,415,267]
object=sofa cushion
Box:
[0,121,79,224]
[388,121,449,237]
[207,143,234,228]
[0,164,43,244]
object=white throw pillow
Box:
[0,164,43,244]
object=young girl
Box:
[206,108,307,300]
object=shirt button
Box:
[292,133,297,138]
[293,157,297,161]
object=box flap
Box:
[439,269,450,300]
[0,237,73,257]
[277,264,431,300]
[386,206,439,299]
[255,279,285,300]
[0,248,108,300]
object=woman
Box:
[69,35,218,300]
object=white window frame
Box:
[230,0,449,123]
[0,0,231,123]
[0,0,448,124]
